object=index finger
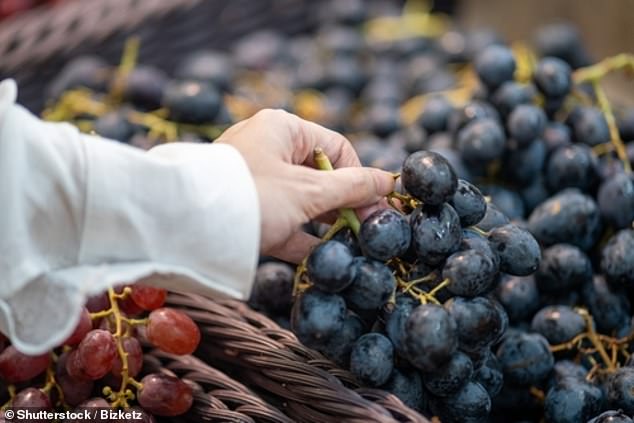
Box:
[290,116,362,169]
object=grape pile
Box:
[244,9,634,423]
[0,284,200,420]
[25,1,634,421]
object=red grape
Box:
[98,314,134,335]
[137,373,193,416]
[68,398,110,423]
[77,329,117,379]
[56,352,93,406]
[63,308,92,346]
[65,349,90,381]
[130,284,167,310]
[111,336,143,378]
[85,293,110,313]
[146,308,200,355]
[115,285,144,316]
[78,397,109,407]
[0,346,50,383]
[11,387,51,409]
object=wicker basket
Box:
[149,351,294,423]
[167,293,430,423]
[0,0,321,112]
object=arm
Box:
[0,79,394,354]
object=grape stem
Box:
[0,386,16,411]
[590,80,631,173]
[572,54,634,174]
[467,226,490,237]
[41,352,65,406]
[427,278,450,297]
[102,287,143,408]
[108,37,140,105]
[314,148,361,235]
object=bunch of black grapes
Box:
[250,21,634,423]
[253,147,544,422]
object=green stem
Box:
[591,80,631,173]
[313,148,362,235]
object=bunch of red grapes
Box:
[0,284,201,419]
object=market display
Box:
[1,0,634,421]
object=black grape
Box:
[544,379,604,423]
[430,381,492,423]
[404,304,458,371]
[474,45,516,90]
[588,410,634,423]
[582,275,631,333]
[316,311,365,367]
[606,367,634,415]
[384,294,418,356]
[545,144,598,193]
[527,188,602,251]
[249,262,294,313]
[571,106,611,146]
[601,229,634,287]
[491,81,536,119]
[358,209,411,261]
[530,305,586,344]
[507,104,546,147]
[445,296,507,353]
[410,203,463,266]
[543,121,572,155]
[306,240,356,293]
[421,351,473,397]
[533,57,572,98]
[473,350,504,398]
[496,331,554,386]
[443,249,497,297]
[450,179,487,227]
[457,118,506,163]
[401,151,458,206]
[535,243,593,292]
[349,333,394,387]
[161,80,221,124]
[122,66,167,110]
[488,224,541,276]
[477,202,510,231]
[495,274,540,323]
[502,139,546,187]
[597,173,634,229]
[342,258,396,311]
[419,95,452,134]
[290,287,347,348]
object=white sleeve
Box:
[0,79,260,354]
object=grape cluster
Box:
[0,284,200,419]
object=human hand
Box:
[217,109,395,263]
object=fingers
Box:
[239,109,362,169]
[268,231,321,264]
[299,166,395,219]
[291,117,362,169]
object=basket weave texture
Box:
[167,293,431,423]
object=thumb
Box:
[300,166,395,219]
